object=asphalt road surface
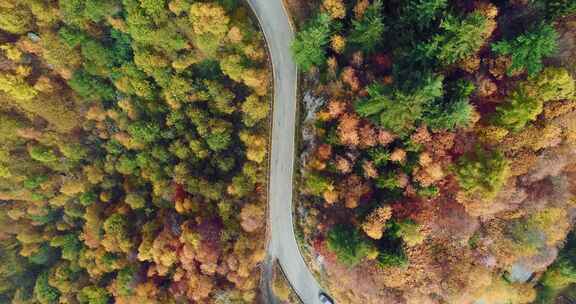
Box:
[245,1,326,303]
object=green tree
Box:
[50,234,82,262]
[394,220,425,247]
[304,172,332,196]
[327,224,377,266]
[399,0,447,29]
[125,193,146,210]
[423,80,474,130]
[102,214,133,253]
[527,67,575,102]
[492,86,541,131]
[536,230,576,303]
[229,174,255,198]
[241,94,270,127]
[127,121,161,145]
[0,239,34,301]
[419,12,490,65]
[493,67,574,131]
[195,80,236,115]
[355,74,444,136]
[113,266,137,297]
[205,131,232,152]
[189,2,230,56]
[29,146,58,163]
[77,286,110,304]
[28,244,58,266]
[34,271,60,304]
[348,0,385,53]
[68,70,116,101]
[454,147,509,200]
[532,0,576,20]
[291,13,333,71]
[367,147,390,167]
[492,23,558,76]
[79,191,98,206]
[376,247,408,268]
[60,0,118,25]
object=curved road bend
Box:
[245,0,325,303]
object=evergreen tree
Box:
[492,23,558,76]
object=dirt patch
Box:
[282,0,320,29]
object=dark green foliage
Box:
[30,208,60,224]
[355,74,443,136]
[127,121,161,145]
[399,0,448,29]
[367,147,390,167]
[104,140,125,155]
[376,247,408,268]
[291,13,333,71]
[375,172,401,190]
[535,230,576,303]
[59,26,90,48]
[115,267,137,296]
[532,0,576,19]
[205,131,232,152]
[81,39,117,72]
[348,0,385,53]
[24,175,49,190]
[68,70,116,101]
[327,225,376,266]
[123,0,188,53]
[418,12,489,65]
[80,191,98,206]
[423,80,474,130]
[0,239,34,299]
[50,234,82,262]
[60,0,118,25]
[417,185,439,198]
[492,23,558,76]
[28,244,58,266]
[34,271,60,304]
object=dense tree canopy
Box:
[0,0,271,303]
[293,1,576,303]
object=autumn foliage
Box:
[0,0,270,303]
[294,1,576,303]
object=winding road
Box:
[245,0,326,303]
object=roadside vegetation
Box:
[0,0,270,303]
[293,0,576,303]
[271,261,301,304]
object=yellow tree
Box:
[189,3,230,56]
[323,0,346,19]
[361,205,392,239]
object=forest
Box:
[293,0,576,303]
[0,0,271,303]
